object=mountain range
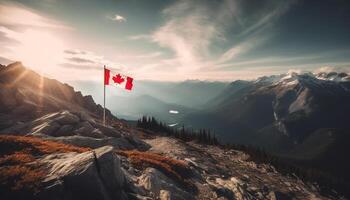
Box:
[0,62,346,199]
[181,71,350,190]
[185,71,350,145]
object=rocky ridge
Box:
[143,137,339,200]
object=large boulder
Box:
[53,125,75,137]
[55,111,80,125]
[76,111,96,123]
[138,168,194,200]
[0,111,76,135]
[94,123,121,138]
[160,190,172,200]
[31,121,61,136]
[74,121,101,138]
[206,177,258,200]
[38,146,127,200]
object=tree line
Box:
[136,116,219,145]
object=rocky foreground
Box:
[0,62,345,200]
[143,137,339,200]
[0,131,341,200]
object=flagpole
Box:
[103,65,106,126]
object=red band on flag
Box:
[104,68,110,85]
[125,77,133,90]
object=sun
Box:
[4,28,65,74]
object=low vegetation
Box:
[116,150,196,192]
[0,135,90,156]
[137,116,219,145]
[0,135,90,199]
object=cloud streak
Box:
[151,0,224,72]
[218,34,269,64]
[128,34,151,41]
[63,49,123,71]
[144,0,296,79]
[0,2,70,30]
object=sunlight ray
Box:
[37,74,45,112]
[9,69,28,87]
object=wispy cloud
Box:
[66,57,96,64]
[218,35,269,64]
[0,2,70,30]
[63,49,123,71]
[238,1,296,37]
[109,14,126,22]
[151,0,225,72]
[128,34,151,41]
[132,51,163,59]
[144,0,296,79]
[64,49,87,55]
[60,63,102,71]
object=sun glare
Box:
[5,29,65,74]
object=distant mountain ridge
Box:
[181,70,350,189]
[185,70,350,144]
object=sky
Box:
[0,0,350,82]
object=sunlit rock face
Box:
[0,62,114,121]
[138,167,193,200]
[37,146,128,200]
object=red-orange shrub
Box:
[0,135,91,198]
[0,135,90,157]
[116,150,196,192]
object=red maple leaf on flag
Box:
[112,74,125,84]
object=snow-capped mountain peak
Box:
[316,71,350,82]
[254,71,349,87]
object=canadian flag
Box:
[104,68,134,90]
